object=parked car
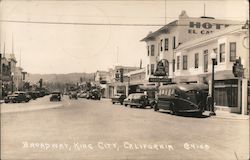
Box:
[27,91,38,100]
[153,83,208,116]
[78,92,87,98]
[123,93,149,108]
[50,91,61,101]
[4,91,30,103]
[69,91,78,99]
[87,89,101,100]
[111,94,126,105]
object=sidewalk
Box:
[203,111,249,120]
[0,96,63,114]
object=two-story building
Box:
[174,24,249,114]
[141,10,243,80]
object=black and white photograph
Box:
[0,0,249,159]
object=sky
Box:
[0,0,249,74]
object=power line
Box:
[0,19,245,26]
[1,0,243,1]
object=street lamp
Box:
[210,50,217,116]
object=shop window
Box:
[164,38,169,51]
[177,56,180,70]
[183,55,188,70]
[230,42,236,62]
[151,45,155,56]
[203,50,208,72]
[219,43,225,62]
[194,53,199,68]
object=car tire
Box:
[112,102,115,104]
[124,104,127,107]
[153,104,159,111]
[120,102,123,105]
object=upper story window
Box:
[147,64,149,75]
[164,38,169,51]
[183,55,188,70]
[151,45,155,56]
[213,48,218,65]
[147,46,150,56]
[173,36,176,49]
[230,42,236,62]
[160,39,163,51]
[204,50,208,72]
[194,53,199,68]
[219,43,225,62]
[150,64,155,75]
[177,56,180,70]
[173,59,175,72]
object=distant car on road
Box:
[69,92,78,99]
[50,91,61,101]
[123,93,149,109]
[111,94,126,105]
[87,89,101,100]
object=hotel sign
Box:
[188,21,229,35]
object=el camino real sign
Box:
[188,21,229,34]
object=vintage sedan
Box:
[123,93,149,109]
[4,91,30,103]
[50,91,61,101]
[111,94,126,105]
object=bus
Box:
[153,83,208,116]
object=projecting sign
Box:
[232,57,244,78]
[149,78,172,83]
[154,61,167,76]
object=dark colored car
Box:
[4,91,30,103]
[87,89,101,100]
[27,91,38,100]
[123,93,149,109]
[50,92,61,101]
[153,83,208,116]
[111,94,126,105]
[69,92,78,99]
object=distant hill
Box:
[26,72,95,84]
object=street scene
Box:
[0,0,249,160]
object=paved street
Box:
[1,96,249,160]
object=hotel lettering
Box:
[188,22,229,34]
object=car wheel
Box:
[124,104,127,107]
[120,102,123,105]
[153,104,159,111]
[112,102,115,104]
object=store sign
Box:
[188,21,229,35]
[154,61,167,76]
[149,78,172,83]
[233,57,244,78]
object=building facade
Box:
[174,25,249,114]
[141,10,248,114]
